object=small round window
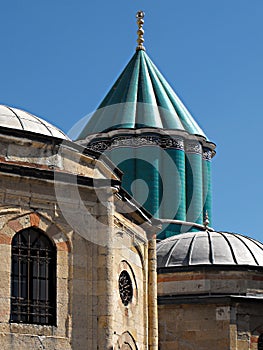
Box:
[258,334,263,350]
[118,270,133,306]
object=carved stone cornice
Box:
[185,141,202,155]
[160,137,184,150]
[203,149,213,161]
[87,134,185,152]
[88,140,111,152]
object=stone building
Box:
[157,231,263,349]
[0,11,262,350]
[0,105,159,349]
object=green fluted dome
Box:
[78,50,207,139]
[77,48,215,236]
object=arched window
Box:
[259,334,263,350]
[10,228,56,325]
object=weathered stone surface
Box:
[0,132,157,350]
[158,269,263,350]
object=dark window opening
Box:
[10,228,56,325]
[259,334,263,350]
[119,270,133,306]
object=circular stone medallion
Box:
[118,270,133,306]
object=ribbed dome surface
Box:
[157,231,263,268]
[78,50,207,139]
[0,105,69,140]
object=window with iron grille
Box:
[10,228,56,325]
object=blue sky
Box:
[1,1,263,241]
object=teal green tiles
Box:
[135,147,160,216]
[157,223,183,240]
[108,145,161,217]
[185,151,203,226]
[160,148,186,221]
[108,147,137,197]
[77,50,208,138]
[82,137,214,238]
[78,48,216,238]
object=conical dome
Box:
[78,50,207,139]
[77,40,215,238]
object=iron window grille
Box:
[118,270,133,306]
[10,228,56,325]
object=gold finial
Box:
[136,11,146,51]
[203,211,210,229]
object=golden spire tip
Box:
[203,211,210,229]
[136,11,146,51]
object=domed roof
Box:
[157,231,263,268]
[77,50,207,139]
[0,105,69,140]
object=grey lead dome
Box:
[157,231,263,268]
[0,105,69,140]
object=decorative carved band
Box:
[88,140,111,152]
[87,135,185,151]
[203,149,213,161]
[161,137,184,150]
[185,141,202,155]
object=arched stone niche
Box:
[114,331,138,350]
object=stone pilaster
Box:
[148,238,158,349]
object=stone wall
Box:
[158,269,263,297]
[0,171,153,349]
[158,268,263,350]
[110,215,149,349]
[0,208,72,349]
[158,303,231,350]
[0,130,157,350]
[159,300,263,350]
[235,301,263,350]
